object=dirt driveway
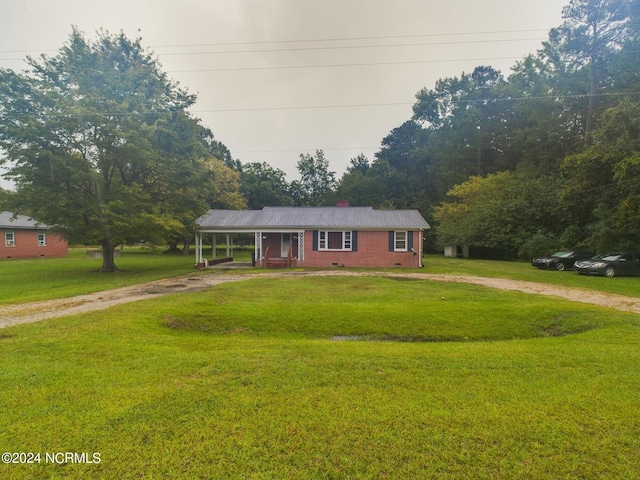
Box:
[1,270,639,329]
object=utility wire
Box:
[0,28,551,55]
[3,91,636,118]
[167,56,532,74]
[149,28,551,49]
[0,29,548,60]
[154,37,545,56]
[233,146,380,154]
[0,38,544,63]
[189,92,640,114]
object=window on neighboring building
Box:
[5,230,15,247]
[394,231,407,251]
[319,231,352,251]
[37,231,46,246]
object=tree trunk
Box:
[182,238,191,256]
[165,240,181,254]
[98,240,119,272]
[584,21,598,148]
[584,52,597,148]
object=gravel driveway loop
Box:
[1,271,639,329]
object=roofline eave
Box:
[197,226,429,233]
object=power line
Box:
[148,28,551,50]
[167,56,531,74]
[234,146,380,155]
[0,40,544,64]
[0,29,550,82]
[189,92,640,114]
[2,92,638,119]
[155,37,545,57]
[0,28,548,58]
[191,102,411,113]
[0,52,533,67]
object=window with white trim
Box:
[394,231,407,251]
[5,230,15,247]
[319,231,352,251]
[37,231,46,246]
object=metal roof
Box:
[196,210,263,229]
[197,207,430,231]
[0,211,49,229]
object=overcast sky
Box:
[0,0,565,189]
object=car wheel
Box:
[555,262,566,271]
[604,266,616,278]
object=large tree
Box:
[292,149,336,206]
[239,162,293,209]
[543,0,631,145]
[412,66,511,193]
[433,171,565,257]
[561,99,640,250]
[0,28,213,271]
[205,157,247,210]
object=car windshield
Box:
[551,251,572,258]
[597,253,621,261]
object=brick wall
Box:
[302,230,422,268]
[0,229,68,260]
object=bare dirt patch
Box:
[1,271,639,329]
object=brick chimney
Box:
[336,200,350,207]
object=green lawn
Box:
[1,275,639,479]
[0,246,258,305]
[424,255,640,297]
[1,250,639,306]
[0,247,198,305]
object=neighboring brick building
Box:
[195,206,430,268]
[0,211,68,260]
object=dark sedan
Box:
[573,252,640,277]
[532,250,594,271]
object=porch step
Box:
[266,258,291,268]
[208,257,233,265]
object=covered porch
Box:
[194,229,305,269]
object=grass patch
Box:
[423,254,640,298]
[0,247,197,305]
[1,250,639,306]
[160,276,602,341]
[1,276,639,478]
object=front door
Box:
[281,233,291,257]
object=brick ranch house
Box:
[0,211,68,260]
[195,206,430,268]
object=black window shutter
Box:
[388,231,394,251]
[352,231,358,251]
[312,230,319,251]
[408,231,413,251]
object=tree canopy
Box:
[291,150,337,206]
[240,162,294,210]
[0,28,217,271]
[3,0,640,263]
[329,0,640,257]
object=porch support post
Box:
[195,232,202,265]
[418,229,424,268]
[226,234,231,257]
[194,232,198,265]
[255,232,262,262]
[298,230,305,261]
[212,234,216,260]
